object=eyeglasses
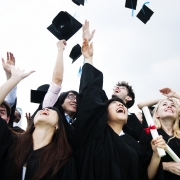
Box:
[67,94,77,101]
[113,86,128,92]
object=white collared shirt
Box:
[119,130,125,136]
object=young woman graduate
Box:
[139,88,180,180]
[0,61,76,179]
[73,20,167,180]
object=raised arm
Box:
[82,20,95,65]
[160,88,180,100]
[42,40,66,108]
[52,40,66,85]
[0,65,34,105]
[2,52,15,80]
[2,52,17,107]
[74,33,108,149]
[137,99,162,110]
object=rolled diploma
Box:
[166,145,180,162]
[142,106,166,157]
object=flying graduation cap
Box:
[136,3,154,24]
[47,11,82,41]
[69,44,82,64]
[31,84,49,103]
[72,0,84,6]
[125,0,138,10]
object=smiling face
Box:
[155,99,177,121]
[107,100,128,124]
[61,92,77,118]
[34,108,59,128]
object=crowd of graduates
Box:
[0,20,180,180]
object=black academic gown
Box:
[139,129,180,180]
[123,113,143,141]
[0,117,76,180]
[74,64,149,180]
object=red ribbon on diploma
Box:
[144,125,156,134]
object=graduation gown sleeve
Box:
[74,63,108,149]
[0,117,12,161]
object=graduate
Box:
[0,65,76,179]
[73,21,167,180]
[30,40,78,150]
[139,88,180,180]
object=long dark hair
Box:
[11,107,72,179]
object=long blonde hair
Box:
[153,98,180,140]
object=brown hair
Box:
[116,81,135,108]
[11,107,72,179]
[0,100,11,116]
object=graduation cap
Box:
[125,0,138,10]
[72,0,84,6]
[136,4,154,24]
[69,44,82,63]
[47,11,82,41]
[31,84,49,103]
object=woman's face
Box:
[107,101,128,123]
[34,108,59,128]
[156,99,177,120]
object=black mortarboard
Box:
[72,0,84,6]
[125,0,138,10]
[47,11,82,41]
[136,5,154,24]
[69,44,82,63]
[31,84,49,103]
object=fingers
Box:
[82,38,89,52]
[1,58,5,64]
[91,29,96,37]
[25,70,36,77]
[159,88,171,94]
[7,52,9,60]
[152,136,167,150]
[90,42,93,49]
[62,40,67,46]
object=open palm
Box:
[82,39,93,58]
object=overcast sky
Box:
[0,0,180,128]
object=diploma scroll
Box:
[166,145,180,162]
[142,106,166,157]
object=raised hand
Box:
[82,20,95,42]
[151,135,167,157]
[56,40,67,51]
[25,112,32,126]
[159,88,176,98]
[82,38,93,59]
[9,65,35,81]
[2,52,15,75]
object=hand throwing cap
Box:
[136,5,154,24]
[125,0,138,10]
[72,0,84,6]
[31,84,49,103]
[69,44,82,63]
[47,11,82,40]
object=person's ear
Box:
[155,112,160,119]
[125,96,132,102]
